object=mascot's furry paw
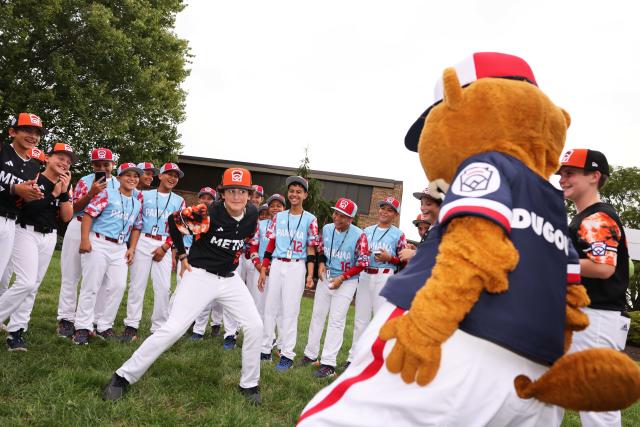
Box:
[379,316,441,386]
[173,204,210,235]
[514,348,640,411]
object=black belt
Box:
[204,268,234,278]
[0,211,18,220]
[19,222,55,234]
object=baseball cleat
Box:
[6,329,27,352]
[96,328,118,342]
[314,364,336,378]
[275,356,293,372]
[211,324,221,337]
[296,355,319,367]
[121,326,138,342]
[56,319,75,338]
[72,329,90,345]
[190,333,204,341]
[237,385,261,405]
[102,373,129,401]
[223,335,236,350]
[260,352,272,362]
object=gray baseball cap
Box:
[285,175,308,192]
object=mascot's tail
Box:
[514,348,640,411]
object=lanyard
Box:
[328,225,350,265]
[287,210,304,249]
[370,225,391,249]
[119,192,135,235]
[155,191,172,226]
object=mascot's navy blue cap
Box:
[404,52,537,152]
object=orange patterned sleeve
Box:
[577,212,621,267]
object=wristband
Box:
[178,254,187,261]
[59,192,70,203]
[318,253,327,263]
[306,254,317,263]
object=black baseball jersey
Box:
[569,202,629,311]
[18,174,66,231]
[0,143,41,215]
[169,201,259,275]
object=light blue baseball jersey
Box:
[267,210,319,260]
[139,190,185,236]
[85,187,142,241]
[322,223,365,278]
[365,224,406,271]
[257,219,271,260]
[72,173,120,217]
[183,234,193,249]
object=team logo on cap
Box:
[28,114,42,126]
[97,149,107,159]
[385,197,395,204]
[452,162,501,197]
[339,199,349,209]
[231,169,243,182]
[560,150,574,164]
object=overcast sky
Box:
[174,0,640,240]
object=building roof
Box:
[178,155,401,189]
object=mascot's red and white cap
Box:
[405,52,538,152]
[331,197,358,218]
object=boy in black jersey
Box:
[2,143,75,351]
[103,168,263,404]
[0,113,45,283]
[558,149,630,427]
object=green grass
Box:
[0,250,638,426]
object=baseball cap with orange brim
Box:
[220,167,252,191]
[10,112,46,136]
[28,148,46,164]
[557,149,610,177]
[49,142,78,163]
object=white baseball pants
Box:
[57,217,83,322]
[0,226,56,330]
[303,278,357,367]
[193,303,238,336]
[0,217,16,281]
[74,233,128,332]
[553,307,630,427]
[348,271,393,361]
[117,267,263,388]
[246,263,266,319]
[124,234,172,332]
[0,263,13,297]
[298,301,560,427]
[261,259,306,359]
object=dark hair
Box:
[288,182,307,193]
[583,170,609,190]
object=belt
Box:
[204,268,234,278]
[94,232,120,244]
[0,211,18,220]
[19,223,55,234]
[144,233,165,241]
[276,257,303,263]
[365,268,392,274]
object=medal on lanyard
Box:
[326,269,331,280]
[118,192,134,245]
[286,248,293,259]
[153,191,172,238]
[151,225,159,236]
[118,232,126,245]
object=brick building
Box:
[174,155,403,228]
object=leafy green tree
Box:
[295,148,333,227]
[566,166,640,310]
[0,0,190,176]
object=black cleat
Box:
[72,329,90,345]
[6,329,27,352]
[314,364,336,378]
[223,335,236,350]
[260,352,272,362]
[121,326,138,342]
[237,385,261,405]
[296,355,319,367]
[211,324,221,337]
[96,328,119,342]
[102,373,129,401]
[56,319,75,338]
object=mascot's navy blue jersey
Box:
[381,151,580,365]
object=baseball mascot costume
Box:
[298,52,640,426]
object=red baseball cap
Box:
[252,184,264,196]
[198,186,217,198]
[331,198,358,218]
[220,167,252,190]
[28,148,46,164]
[10,112,46,135]
[412,213,430,226]
[137,162,160,176]
[378,196,401,213]
[558,149,610,176]
[91,148,115,162]
[49,142,78,163]
[160,162,184,178]
[405,52,537,152]
[117,162,143,176]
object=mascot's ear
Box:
[561,108,571,128]
[443,67,463,111]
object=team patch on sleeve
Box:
[578,212,621,266]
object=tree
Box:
[566,166,640,310]
[295,147,333,227]
[0,0,190,176]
